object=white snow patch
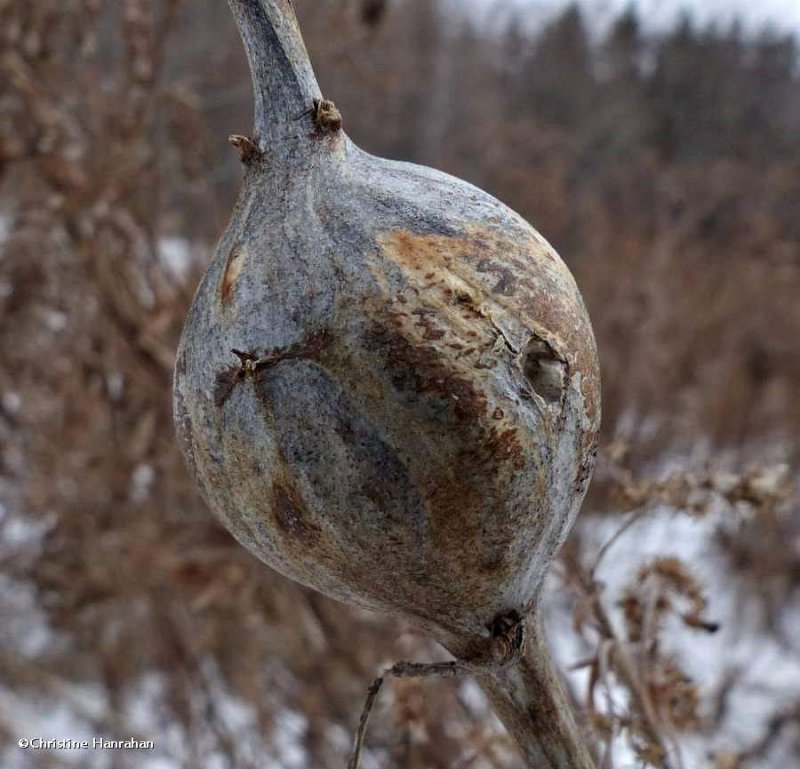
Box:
[129,463,156,503]
[158,237,194,282]
[544,504,800,768]
[2,391,22,415]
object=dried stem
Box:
[348,661,474,769]
[475,614,596,769]
[227,0,322,142]
[349,615,596,769]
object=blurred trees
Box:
[296,0,800,460]
[1,1,799,768]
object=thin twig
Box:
[590,507,648,579]
[347,615,525,769]
[348,675,385,769]
[347,660,479,769]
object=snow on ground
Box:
[5,502,799,768]
[544,503,800,768]
[0,505,308,768]
[158,237,195,283]
[2,435,798,768]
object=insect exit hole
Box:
[523,339,566,406]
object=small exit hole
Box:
[523,339,565,405]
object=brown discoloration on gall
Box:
[454,290,478,309]
[373,225,599,484]
[214,331,332,409]
[574,433,599,497]
[478,555,506,575]
[492,269,516,296]
[379,230,456,273]
[220,244,245,306]
[251,329,331,371]
[421,475,495,583]
[518,285,600,429]
[255,329,332,368]
[214,366,244,407]
[178,5,602,762]
[228,134,260,164]
[377,227,577,359]
[485,426,526,471]
[271,478,320,545]
[175,349,187,378]
[313,99,343,133]
[371,321,487,422]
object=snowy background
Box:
[2,0,799,767]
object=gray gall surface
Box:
[175,132,600,643]
[173,2,600,767]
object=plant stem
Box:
[227,0,322,142]
[475,615,596,769]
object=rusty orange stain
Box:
[220,244,245,306]
[271,477,321,546]
[382,227,598,430]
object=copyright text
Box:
[18,737,154,750]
